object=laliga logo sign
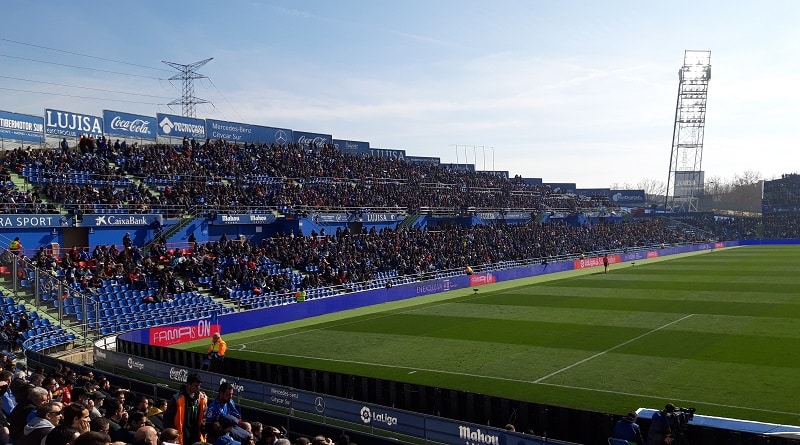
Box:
[359,406,398,426]
[219,378,244,393]
[127,357,145,370]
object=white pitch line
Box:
[239,346,800,418]
[533,313,695,383]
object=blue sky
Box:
[1,1,798,188]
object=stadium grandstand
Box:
[0,109,798,444]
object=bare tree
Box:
[637,178,666,200]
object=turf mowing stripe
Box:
[178,247,800,424]
[532,314,695,383]
[231,337,800,419]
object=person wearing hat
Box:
[206,333,227,372]
[8,237,22,256]
[212,415,240,445]
[88,390,106,419]
[612,411,643,445]
[163,373,207,445]
[213,415,251,445]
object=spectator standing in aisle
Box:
[164,373,207,445]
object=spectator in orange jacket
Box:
[163,373,207,445]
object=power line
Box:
[0,36,171,72]
[0,87,164,105]
[0,75,172,99]
[205,77,247,122]
[0,54,164,80]
[0,37,244,118]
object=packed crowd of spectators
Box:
[1,140,611,217]
[762,173,800,213]
[660,213,762,241]
[123,140,607,213]
[763,212,800,238]
[0,163,57,215]
[0,358,348,445]
[3,141,800,241]
[7,216,705,305]
[1,146,156,215]
[761,175,800,238]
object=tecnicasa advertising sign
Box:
[156,113,206,139]
[103,110,157,140]
[206,119,292,144]
[45,109,104,138]
[0,110,44,143]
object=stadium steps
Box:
[398,214,420,228]
[207,284,246,312]
[143,212,195,255]
[9,169,57,209]
[666,218,715,239]
[0,279,85,353]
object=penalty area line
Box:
[533,313,695,384]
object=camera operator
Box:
[647,404,695,445]
[645,404,674,445]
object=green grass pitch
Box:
[185,245,800,426]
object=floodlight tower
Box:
[664,50,711,212]
[162,57,213,118]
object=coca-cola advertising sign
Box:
[293,130,331,147]
[103,110,156,139]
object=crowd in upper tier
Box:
[4,139,800,239]
[1,139,610,216]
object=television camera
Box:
[665,405,696,430]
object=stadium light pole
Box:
[479,145,486,171]
[490,146,495,171]
[450,144,459,165]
